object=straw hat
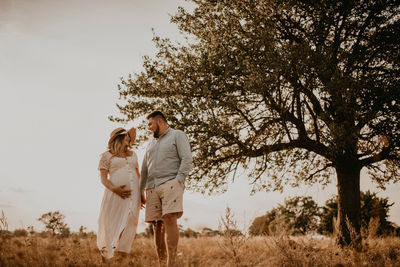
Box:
[127,127,136,146]
[108,127,127,147]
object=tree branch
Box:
[305,164,333,181]
[262,91,306,138]
[360,146,398,166]
[247,138,330,160]
[234,107,257,132]
[304,100,320,143]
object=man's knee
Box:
[163,213,179,223]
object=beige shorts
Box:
[145,178,184,222]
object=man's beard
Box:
[153,124,160,138]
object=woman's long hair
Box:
[108,134,130,156]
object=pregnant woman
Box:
[97,127,143,261]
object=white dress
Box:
[97,151,141,259]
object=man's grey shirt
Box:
[140,128,193,193]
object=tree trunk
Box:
[335,159,361,246]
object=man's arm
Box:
[175,130,193,183]
[140,154,148,193]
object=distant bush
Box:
[0,230,12,238]
[13,228,28,237]
[60,226,71,238]
[181,228,199,238]
[319,191,395,236]
[78,225,87,238]
[87,231,96,238]
[38,230,52,238]
[37,211,70,237]
[249,196,320,236]
[201,227,221,237]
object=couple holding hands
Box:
[97,111,192,266]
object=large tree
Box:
[113,0,400,245]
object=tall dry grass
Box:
[1,209,399,266]
[1,233,400,266]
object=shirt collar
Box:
[156,127,171,140]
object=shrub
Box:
[13,229,28,237]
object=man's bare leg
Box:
[163,213,179,267]
[153,220,167,266]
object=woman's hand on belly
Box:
[112,185,132,199]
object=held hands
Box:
[140,193,146,209]
[113,185,132,199]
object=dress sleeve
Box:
[98,152,111,170]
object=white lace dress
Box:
[97,151,141,259]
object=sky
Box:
[0,0,399,234]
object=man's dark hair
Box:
[147,110,167,123]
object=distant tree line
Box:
[0,210,95,239]
[136,223,226,239]
[249,191,399,237]
[1,210,225,239]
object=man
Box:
[140,110,192,266]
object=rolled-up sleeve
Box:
[175,130,193,183]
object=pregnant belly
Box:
[110,169,134,188]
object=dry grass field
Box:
[1,233,400,267]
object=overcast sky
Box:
[1,0,399,234]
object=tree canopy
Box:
[113,0,400,245]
